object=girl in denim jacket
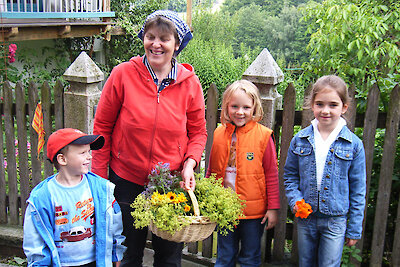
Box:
[284,75,366,267]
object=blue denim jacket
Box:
[284,124,366,239]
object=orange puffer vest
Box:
[209,121,272,219]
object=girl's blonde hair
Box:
[221,80,263,125]
[306,75,350,108]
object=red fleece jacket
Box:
[92,56,207,185]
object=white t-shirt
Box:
[312,117,346,191]
[48,175,96,266]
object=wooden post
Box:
[353,84,379,266]
[186,0,192,30]
[370,85,400,266]
[15,82,30,221]
[3,82,18,225]
[273,83,295,262]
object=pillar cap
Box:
[63,51,104,84]
[242,48,284,85]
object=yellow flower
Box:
[184,205,191,212]
[166,192,177,203]
[175,193,187,203]
[151,192,164,205]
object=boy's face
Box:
[62,144,92,176]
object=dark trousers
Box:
[109,168,184,267]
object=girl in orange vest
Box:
[206,80,280,267]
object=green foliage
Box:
[178,9,258,97]
[166,0,214,12]
[17,42,70,86]
[228,2,310,64]
[302,0,400,99]
[195,174,245,236]
[179,38,256,98]
[222,0,312,16]
[341,245,362,266]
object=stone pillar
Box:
[242,48,284,129]
[63,51,104,134]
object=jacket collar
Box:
[299,124,353,143]
[225,120,257,135]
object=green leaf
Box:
[348,40,357,51]
[357,49,363,61]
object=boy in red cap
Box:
[23,128,126,267]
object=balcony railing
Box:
[0,0,114,18]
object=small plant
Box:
[341,245,362,267]
[131,162,245,236]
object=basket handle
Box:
[187,189,200,216]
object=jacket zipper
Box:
[147,85,161,171]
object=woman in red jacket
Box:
[92,10,207,267]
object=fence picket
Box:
[355,84,380,266]
[15,82,30,220]
[205,83,218,175]
[202,234,213,258]
[28,81,42,187]
[3,82,19,225]
[370,85,400,266]
[41,81,54,178]
[54,79,64,130]
[345,84,357,132]
[273,83,296,261]
[301,83,313,128]
[0,85,6,224]
[393,195,400,266]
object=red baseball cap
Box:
[47,128,105,163]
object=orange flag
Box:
[32,102,45,157]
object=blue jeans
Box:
[109,168,183,267]
[215,219,264,267]
[297,215,347,267]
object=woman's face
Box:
[143,26,179,72]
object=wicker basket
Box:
[149,189,217,243]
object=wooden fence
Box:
[1,81,399,266]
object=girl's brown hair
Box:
[306,75,350,108]
[220,80,263,125]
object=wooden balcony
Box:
[0,0,116,41]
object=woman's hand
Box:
[181,158,196,191]
[262,209,278,230]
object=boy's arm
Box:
[23,204,52,266]
[111,200,126,262]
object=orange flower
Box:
[184,205,191,212]
[295,199,313,219]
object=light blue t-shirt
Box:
[48,175,96,266]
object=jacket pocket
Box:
[293,146,312,156]
[334,149,353,179]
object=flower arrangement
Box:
[295,199,313,219]
[131,162,245,236]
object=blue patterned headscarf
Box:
[137,10,193,55]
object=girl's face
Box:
[143,26,179,72]
[312,87,348,131]
[227,90,255,127]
